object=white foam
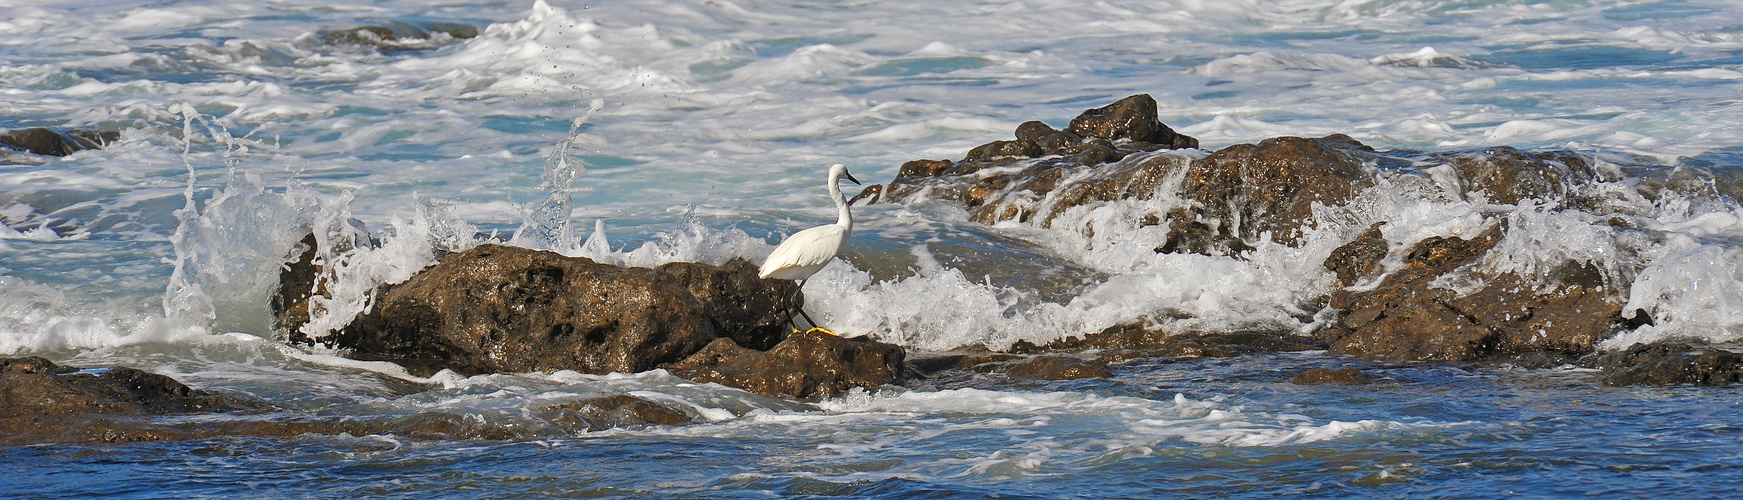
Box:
[813,388,1444,449]
[1604,243,1743,349]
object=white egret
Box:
[759,163,860,330]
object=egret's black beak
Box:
[844,170,861,185]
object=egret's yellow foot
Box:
[805,327,839,336]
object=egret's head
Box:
[829,163,861,186]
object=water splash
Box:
[512,98,604,251]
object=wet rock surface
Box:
[1594,342,1743,386]
[1161,134,1376,254]
[879,94,1202,227]
[314,19,479,49]
[1321,223,1627,361]
[0,127,119,157]
[294,244,799,377]
[1290,367,1375,385]
[664,329,907,399]
[1,356,244,419]
[1016,325,1326,358]
[1324,223,1389,286]
[0,356,256,444]
[998,355,1113,381]
[879,96,1378,256]
[539,395,697,431]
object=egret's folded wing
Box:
[759,225,846,278]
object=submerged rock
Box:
[999,355,1113,381]
[539,395,697,431]
[1595,342,1743,386]
[0,356,252,444]
[0,356,242,418]
[314,19,479,50]
[297,244,799,377]
[663,329,906,398]
[1016,324,1326,358]
[0,127,119,157]
[1290,367,1375,385]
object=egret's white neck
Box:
[828,171,852,235]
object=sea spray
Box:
[512,97,604,251]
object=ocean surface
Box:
[5,0,1743,497]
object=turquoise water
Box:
[5,0,1743,496]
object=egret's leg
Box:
[784,279,811,331]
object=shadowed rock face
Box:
[664,330,906,399]
[0,127,120,157]
[1595,343,1743,386]
[294,244,799,377]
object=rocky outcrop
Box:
[879,94,1202,227]
[663,329,906,398]
[1595,342,1743,386]
[1320,223,1628,361]
[879,95,1379,256]
[1,127,119,157]
[294,244,799,377]
[1159,134,1376,254]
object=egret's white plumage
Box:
[760,163,860,281]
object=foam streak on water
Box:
[4,0,1743,497]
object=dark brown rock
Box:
[1290,367,1374,385]
[315,20,479,49]
[1322,223,1627,361]
[880,95,1201,227]
[905,351,1023,377]
[0,357,241,419]
[883,130,1376,256]
[1066,94,1198,149]
[1002,355,1113,380]
[271,233,321,335]
[539,394,695,431]
[301,244,798,377]
[0,127,119,156]
[663,330,906,398]
[1324,223,1389,286]
[1446,147,1575,206]
[1014,324,1326,358]
[1164,134,1377,253]
[964,139,1043,161]
[0,356,253,444]
[1596,342,1743,386]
